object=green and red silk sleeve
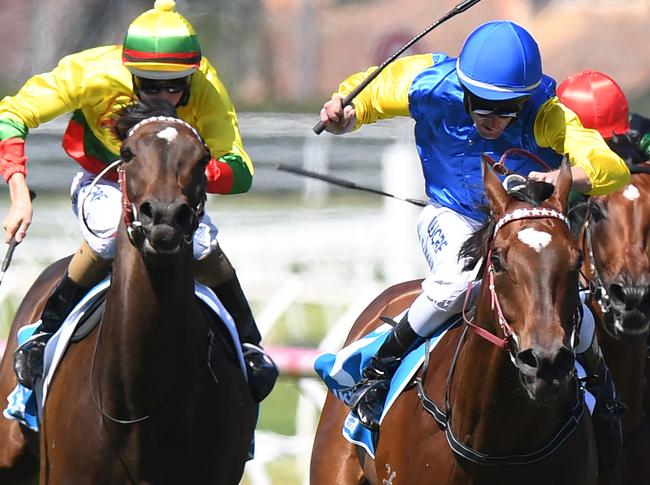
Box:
[205,153,252,194]
[0,138,27,182]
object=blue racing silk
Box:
[337,53,630,222]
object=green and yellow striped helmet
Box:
[122,0,201,80]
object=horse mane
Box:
[459,180,555,272]
[113,98,178,141]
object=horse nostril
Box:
[173,203,194,228]
[517,348,538,370]
[139,201,153,222]
[610,283,649,310]
[553,347,575,379]
[609,283,625,305]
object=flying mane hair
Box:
[459,179,555,273]
[113,97,178,141]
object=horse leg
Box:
[310,394,368,485]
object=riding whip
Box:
[276,163,427,207]
[313,0,483,134]
[0,189,37,287]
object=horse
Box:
[311,158,598,485]
[0,98,256,484]
[575,161,650,484]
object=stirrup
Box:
[242,343,279,402]
[350,378,391,432]
[13,330,53,389]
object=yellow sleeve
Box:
[0,51,86,132]
[534,97,630,195]
[336,54,435,129]
[185,57,253,177]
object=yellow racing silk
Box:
[0,45,252,194]
[335,54,628,219]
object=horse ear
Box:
[482,154,509,218]
[547,156,573,214]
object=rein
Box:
[119,116,206,247]
[414,204,586,465]
[462,207,572,354]
[579,214,622,340]
[483,147,553,177]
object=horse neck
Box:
[98,232,204,392]
[445,284,573,455]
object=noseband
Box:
[416,206,586,466]
[463,207,579,357]
[119,116,207,248]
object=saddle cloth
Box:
[314,318,595,459]
[4,276,246,431]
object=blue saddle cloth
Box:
[4,278,247,434]
[314,319,597,459]
[314,318,456,458]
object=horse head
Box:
[582,167,650,340]
[113,98,209,259]
[464,158,582,404]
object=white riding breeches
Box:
[407,203,482,337]
[70,170,218,260]
[406,202,598,351]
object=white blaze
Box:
[623,184,640,201]
[157,127,178,143]
[517,227,552,252]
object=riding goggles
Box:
[465,89,528,119]
[134,76,190,95]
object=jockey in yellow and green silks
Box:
[0,2,252,194]
[3,0,278,404]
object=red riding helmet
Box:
[557,69,630,140]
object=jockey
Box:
[320,20,629,475]
[1,0,278,403]
[557,69,650,164]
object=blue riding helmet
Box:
[456,21,542,101]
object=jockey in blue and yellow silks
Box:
[2,0,278,404]
[320,20,628,476]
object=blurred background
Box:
[0,1,648,483]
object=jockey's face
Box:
[466,92,528,140]
[134,76,190,106]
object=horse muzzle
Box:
[515,346,575,404]
[606,284,650,340]
[131,200,197,257]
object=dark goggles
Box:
[466,91,528,119]
[134,76,190,95]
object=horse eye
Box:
[588,202,604,222]
[491,252,504,272]
[121,147,134,163]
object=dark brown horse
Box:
[0,99,256,484]
[576,163,650,484]
[311,159,597,485]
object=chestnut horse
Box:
[311,159,597,485]
[575,162,650,484]
[0,99,256,484]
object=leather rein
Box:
[415,205,586,466]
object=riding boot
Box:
[577,336,626,477]
[13,274,88,389]
[212,272,278,403]
[349,315,425,431]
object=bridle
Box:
[122,116,206,248]
[415,204,586,466]
[580,213,622,339]
[462,206,580,359]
